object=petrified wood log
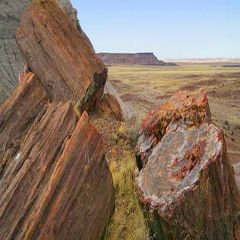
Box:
[0,74,114,240]
[0,0,93,104]
[0,72,48,176]
[16,0,107,106]
[136,91,240,239]
[1,0,125,120]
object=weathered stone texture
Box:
[0,1,115,239]
[0,73,114,240]
[136,91,240,239]
[16,0,106,104]
[0,0,92,104]
[0,0,31,103]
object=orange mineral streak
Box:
[141,90,211,137]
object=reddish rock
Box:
[135,90,240,239]
[136,90,211,168]
[0,0,93,104]
[0,77,114,239]
[15,0,125,120]
[0,1,118,239]
[96,93,124,121]
[0,72,48,176]
[16,0,107,107]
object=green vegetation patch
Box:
[104,150,149,240]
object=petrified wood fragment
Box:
[103,82,134,121]
[136,91,240,239]
[0,75,114,240]
[0,0,93,104]
[16,0,107,105]
[0,72,48,177]
[136,90,211,168]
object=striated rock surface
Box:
[16,0,106,106]
[136,91,240,239]
[0,0,92,104]
[56,0,93,49]
[0,1,116,239]
[97,52,177,66]
[57,0,78,27]
[0,72,48,176]
[0,73,114,240]
[0,0,126,121]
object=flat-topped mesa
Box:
[16,0,106,111]
[97,52,165,66]
[135,90,240,239]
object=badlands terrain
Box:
[0,0,239,239]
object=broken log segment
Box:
[0,72,48,177]
[136,90,240,239]
[0,72,114,240]
[136,90,211,169]
[16,0,107,106]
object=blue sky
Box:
[71,0,240,59]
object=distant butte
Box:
[97,52,177,66]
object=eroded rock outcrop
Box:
[0,0,126,120]
[16,0,106,106]
[136,91,240,239]
[0,72,114,240]
[0,0,92,104]
[0,0,115,239]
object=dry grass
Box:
[92,117,149,240]
[104,125,149,240]
[108,64,240,98]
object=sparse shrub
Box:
[128,127,139,147]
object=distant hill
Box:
[222,64,240,68]
[97,53,177,66]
